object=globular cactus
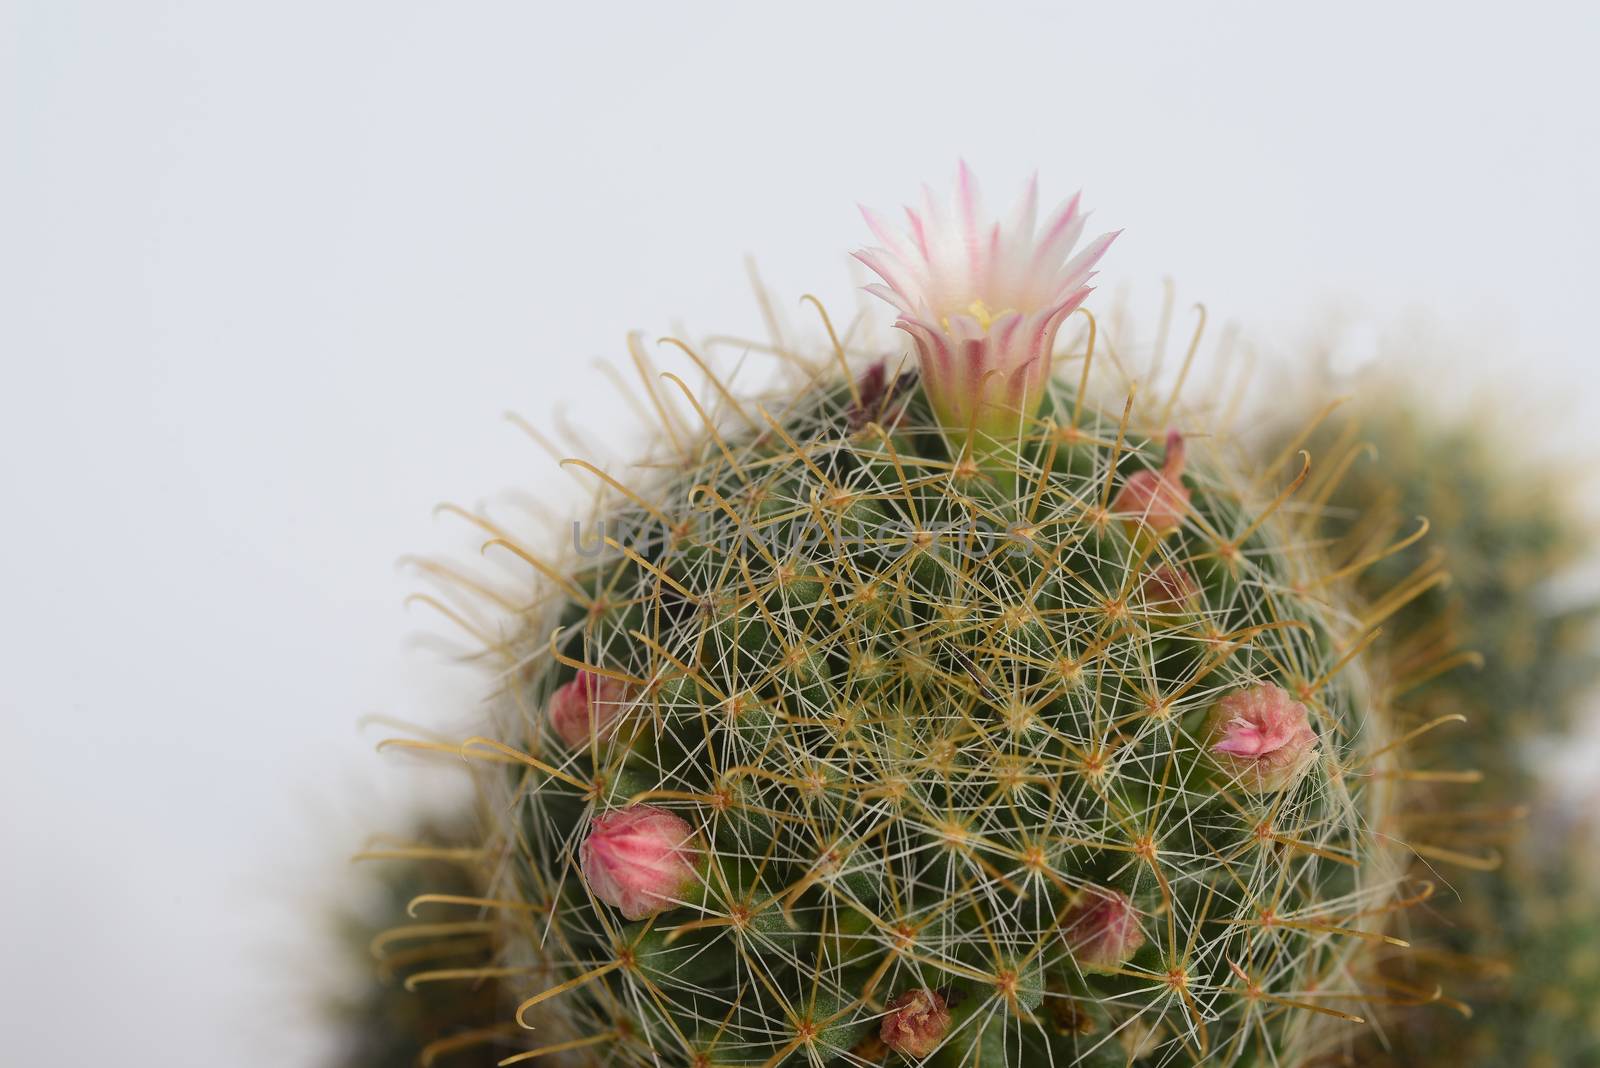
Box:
[1288,383,1600,1067]
[377,170,1463,1067]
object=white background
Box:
[3,2,1597,1064]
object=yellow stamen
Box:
[939,299,1015,333]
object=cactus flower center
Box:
[944,299,1012,333]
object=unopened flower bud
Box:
[579,805,702,920]
[1138,563,1200,614]
[1113,430,1190,534]
[1206,683,1319,793]
[848,359,893,431]
[547,670,634,749]
[1062,886,1145,972]
[880,988,951,1059]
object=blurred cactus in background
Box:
[1288,371,1600,1066]
[329,815,514,1067]
[352,174,1486,1066]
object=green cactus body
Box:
[377,350,1431,1068]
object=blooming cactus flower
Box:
[880,988,951,1059]
[547,670,635,749]
[1206,684,1320,793]
[1112,429,1190,534]
[855,163,1118,439]
[579,805,702,920]
[1061,886,1145,972]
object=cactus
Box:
[1290,383,1600,1067]
[329,816,514,1067]
[375,171,1467,1067]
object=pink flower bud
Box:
[1061,886,1145,972]
[847,359,909,431]
[579,805,702,921]
[1206,684,1319,793]
[849,360,887,430]
[1138,563,1200,614]
[547,670,634,749]
[880,988,951,1059]
[1112,430,1190,534]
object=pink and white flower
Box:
[1061,886,1145,972]
[1206,684,1319,793]
[855,164,1119,438]
[579,805,702,920]
[880,988,951,1059]
[547,670,635,749]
